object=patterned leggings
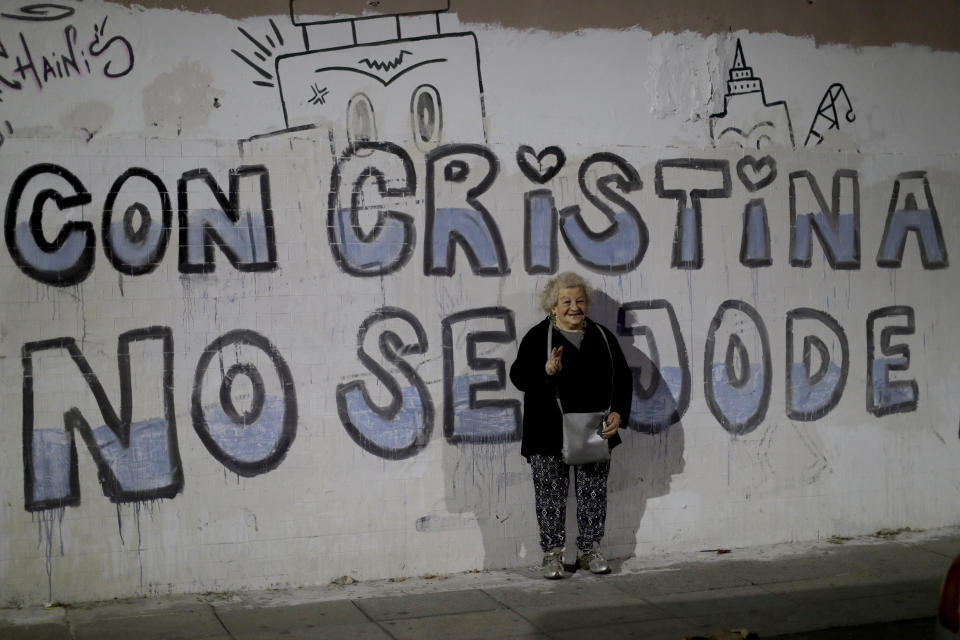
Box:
[529,454,610,552]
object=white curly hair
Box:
[538,272,591,314]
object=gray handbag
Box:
[547,323,613,465]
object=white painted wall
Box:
[1,1,959,606]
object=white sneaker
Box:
[541,548,564,579]
[577,543,610,574]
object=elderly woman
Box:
[510,272,632,579]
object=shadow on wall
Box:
[419,289,686,571]
[587,290,686,559]
[436,441,539,570]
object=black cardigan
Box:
[509,317,632,460]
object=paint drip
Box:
[36,507,65,603]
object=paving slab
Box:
[380,608,543,639]
[681,600,845,638]
[760,575,938,601]
[353,588,502,621]
[0,622,72,640]
[643,584,784,617]
[519,601,674,633]
[715,588,937,638]
[607,564,755,598]
[66,595,209,624]
[71,608,230,640]
[216,599,372,637]
[860,547,955,575]
[708,554,877,586]
[917,538,960,559]
[547,615,704,640]
[486,579,640,611]
[766,616,937,639]
[824,588,938,625]
[226,620,394,640]
[760,574,939,600]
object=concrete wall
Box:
[1,0,959,606]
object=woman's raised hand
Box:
[545,346,563,376]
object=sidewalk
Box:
[2,527,957,639]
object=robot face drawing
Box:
[274,0,486,152]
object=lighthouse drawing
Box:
[709,39,795,150]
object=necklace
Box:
[551,314,585,333]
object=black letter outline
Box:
[866,306,918,417]
[425,143,509,277]
[178,165,277,273]
[876,170,948,269]
[559,152,647,274]
[22,327,182,511]
[703,300,771,435]
[441,307,521,444]
[102,167,172,275]
[786,308,849,421]
[617,299,691,432]
[192,329,297,476]
[327,141,417,277]
[789,169,860,269]
[336,307,434,460]
[5,163,94,286]
[654,158,732,269]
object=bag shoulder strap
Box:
[547,320,614,413]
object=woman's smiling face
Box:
[552,286,587,331]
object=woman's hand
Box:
[602,412,621,438]
[545,346,563,376]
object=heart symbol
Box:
[736,155,777,192]
[516,145,566,184]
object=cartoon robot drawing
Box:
[709,39,795,150]
[245,0,486,153]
